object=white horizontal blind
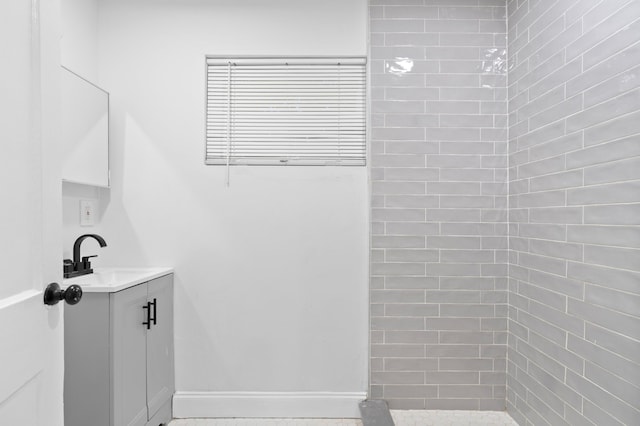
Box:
[206,57,367,166]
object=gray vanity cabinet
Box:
[64,274,174,426]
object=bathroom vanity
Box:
[63,268,174,426]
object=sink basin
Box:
[63,267,173,293]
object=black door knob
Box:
[44,282,83,306]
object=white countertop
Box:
[62,267,174,293]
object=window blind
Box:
[205,57,367,166]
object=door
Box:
[146,275,174,419]
[0,0,63,425]
[111,284,149,426]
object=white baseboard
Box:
[173,391,367,419]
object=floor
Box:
[169,410,518,426]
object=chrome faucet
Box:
[63,234,107,278]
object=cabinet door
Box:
[146,274,174,420]
[111,284,149,426]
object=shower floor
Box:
[169,410,518,426]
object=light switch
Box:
[80,200,95,226]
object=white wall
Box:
[60,0,99,81]
[60,0,106,261]
[96,0,369,417]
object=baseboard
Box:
[173,391,367,419]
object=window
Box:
[205,57,367,166]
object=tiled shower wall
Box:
[507,1,640,425]
[369,0,508,409]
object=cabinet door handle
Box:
[142,302,151,329]
[150,298,157,326]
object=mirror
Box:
[61,67,109,187]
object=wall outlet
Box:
[80,200,96,226]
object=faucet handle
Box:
[81,254,98,270]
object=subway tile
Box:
[384,168,439,181]
[528,299,584,337]
[425,46,480,60]
[383,32,439,47]
[426,317,480,330]
[516,120,566,150]
[440,87,495,101]
[582,399,627,426]
[385,357,439,371]
[440,33,495,47]
[385,113,439,128]
[372,181,426,195]
[371,73,426,88]
[372,153,426,167]
[425,127,482,141]
[516,310,566,346]
[385,277,439,290]
[529,207,583,224]
[567,262,640,294]
[384,385,438,399]
[528,331,584,375]
[371,371,424,385]
[426,100,480,114]
[585,284,640,318]
[386,399,426,410]
[426,344,479,358]
[584,156,640,185]
[372,127,426,141]
[584,244,640,272]
[440,114,495,128]
[385,141,440,154]
[440,168,495,181]
[372,208,425,222]
[529,169,583,192]
[568,299,640,341]
[386,249,439,262]
[425,399,479,410]
[440,331,494,344]
[571,343,640,408]
[371,289,426,304]
[584,64,640,108]
[530,59,582,101]
[372,100,425,114]
[386,222,440,235]
[370,19,424,33]
[424,19,480,33]
[386,195,439,208]
[441,142,495,155]
[529,239,583,261]
[371,317,426,331]
[371,344,426,358]
[585,323,640,366]
[528,269,583,299]
[372,262,426,276]
[440,304,495,318]
[567,0,640,62]
[440,385,493,398]
[584,110,640,147]
[568,224,640,248]
[384,5,439,19]
[428,154,481,168]
[425,263,482,276]
[372,235,425,248]
[567,181,640,205]
[385,304,440,318]
[385,88,439,101]
[567,136,640,169]
[567,89,640,133]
